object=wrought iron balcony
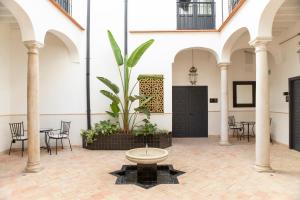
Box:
[177,1,216,30]
[55,0,72,15]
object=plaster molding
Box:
[249,37,272,49]
[24,40,44,54]
[217,62,231,70]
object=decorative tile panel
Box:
[138,75,164,113]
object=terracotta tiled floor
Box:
[1,137,300,200]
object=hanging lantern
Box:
[189,49,198,86]
[189,66,198,86]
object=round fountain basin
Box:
[126,148,168,165]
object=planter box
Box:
[82,133,172,150]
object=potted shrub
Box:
[81,31,172,150]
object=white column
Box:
[219,63,231,146]
[249,38,273,172]
[24,41,43,173]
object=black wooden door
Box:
[289,76,300,151]
[172,86,208,137]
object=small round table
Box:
[240,121,255,142]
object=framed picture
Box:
[233,81,256,107]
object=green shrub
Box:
[81,120,119,144]
[94,120,119,135]
[158,129,170,135]
[133,119,171,136]
[80,129,98,144]
[134,119,158,136]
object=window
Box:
[177,0,216,29]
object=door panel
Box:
[290,77,300,151]
[172,87,189,137]
[173,86,208,137]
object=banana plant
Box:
[97,30,154,134]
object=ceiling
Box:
[0,2,18,25]
[272,0,300,37]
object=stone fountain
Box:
[126,145,169,184]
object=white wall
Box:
[228,49,256,129]
[0,24,12,152]
[269,22,300,145]
[172,48,258,136]
[0,0,298,152]
[0,26,86,152]
[129,0,223,31]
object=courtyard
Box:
[1,0,300,199]
[1,138,300,200]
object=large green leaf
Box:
[110,102,120,116]
[135,107,150,119]
[97,77,119,94]
[129,94,147,102]
[140,96,153,107]
[107,30,123,66]
[100,90,120,103]
[126,39,154,68]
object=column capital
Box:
[24,40,43,50]
[249,37,272,48]
[217,62,231,70]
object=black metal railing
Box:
[177,1,216,30]
[55,0,72,15]
[229,0,240,13]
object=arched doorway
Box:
[172,48,219,137]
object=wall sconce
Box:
[188,49,198,86]
[283,92,289,102]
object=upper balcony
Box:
[177,1,216,30]
[176,0,241,30]
[129,0,243,32]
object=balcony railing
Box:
[177,1,216,30]
[55,0,72,15]
[229,0,240,12]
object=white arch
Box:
[44,29,80,63]
[255,0,285,38]
[172,46,220,64]
[231,47,276,61]
[0,0,36,42]
[220,27,250,62]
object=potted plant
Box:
[97,30,154,133]
[81,31,172,150]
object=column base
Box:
[254,164,274,173]
[25,162,42,173]
[219,141,232,146]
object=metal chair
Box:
[228,116,244,139]
[9,122,28,157]
[47,121,72,155]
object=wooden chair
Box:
[47,121,72,155]
[9,122,28,157]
